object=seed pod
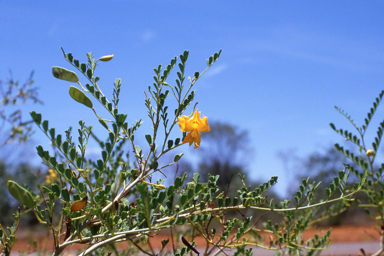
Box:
[366,149,374,157]
[111,172,123,196]
[181,236,200,254]
[70,195,88,212]
[7,180,35,208]
[69,86,93,108]
[99,54,114,62]
[52,67,79,83]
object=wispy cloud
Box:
[241,25,384,72]
[205,63,228,77]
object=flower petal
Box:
[185,110,200,130]
[193,131,201,149]
[178,116,192,132]
[182,132,194,145]
[198,116,210,132]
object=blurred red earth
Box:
[10,225,380,254]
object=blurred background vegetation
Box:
[0,71,43,227]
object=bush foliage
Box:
[2,49,384,256]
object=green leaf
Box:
[51,183,60,197]
[30,111,42,125]
[42,120,49,132]
[174,153,184,162]
[99,119,109,130]
[134,145,142,157]
[161,239,169,249]
[97,177,105,185]
[69,148,76,161]
[116,114,127,126]
[69,86,93,108]
[64,169,72,180]
[218,198,224,207]
[137,183,152,228]
[86,68,93,79]
[62,141,69,154]
[179,194,187,206]
[225,197,231,207]
[66,53,73,62]
[105,142,112,154]
[56,134,62,147]
[158,191,166,203]
[145,134,152,145]
[167,140,173,149]
[326,188,331,197]
[174,177,183,188]
[167,185,175,197]
[72,176,79,187]
[62,188,70,202]
[41,186,51,193]
[80,63,86,73]
[94,169,100,180]
[52,66,79,83]
[78,182,85,193]
[105,184,111,194]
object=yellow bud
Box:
[99,54,114,62]
[366,149,374,157]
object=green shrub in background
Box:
[0,71,41,149]
[1,48,384,256]
[0,71,43,242]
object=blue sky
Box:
[1,1,384,196]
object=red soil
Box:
[8,225,380,254]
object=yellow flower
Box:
[45,169,57,183]
[178,109,210,149]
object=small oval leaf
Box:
[69,86,93,108]
[99,119,109,130]
[174,153,184,162]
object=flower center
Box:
[192,121,199,129]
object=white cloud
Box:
[241,25,384,72]
[205,63,228,77]
[84,147,102,159]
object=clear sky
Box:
[1,1,384,196]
